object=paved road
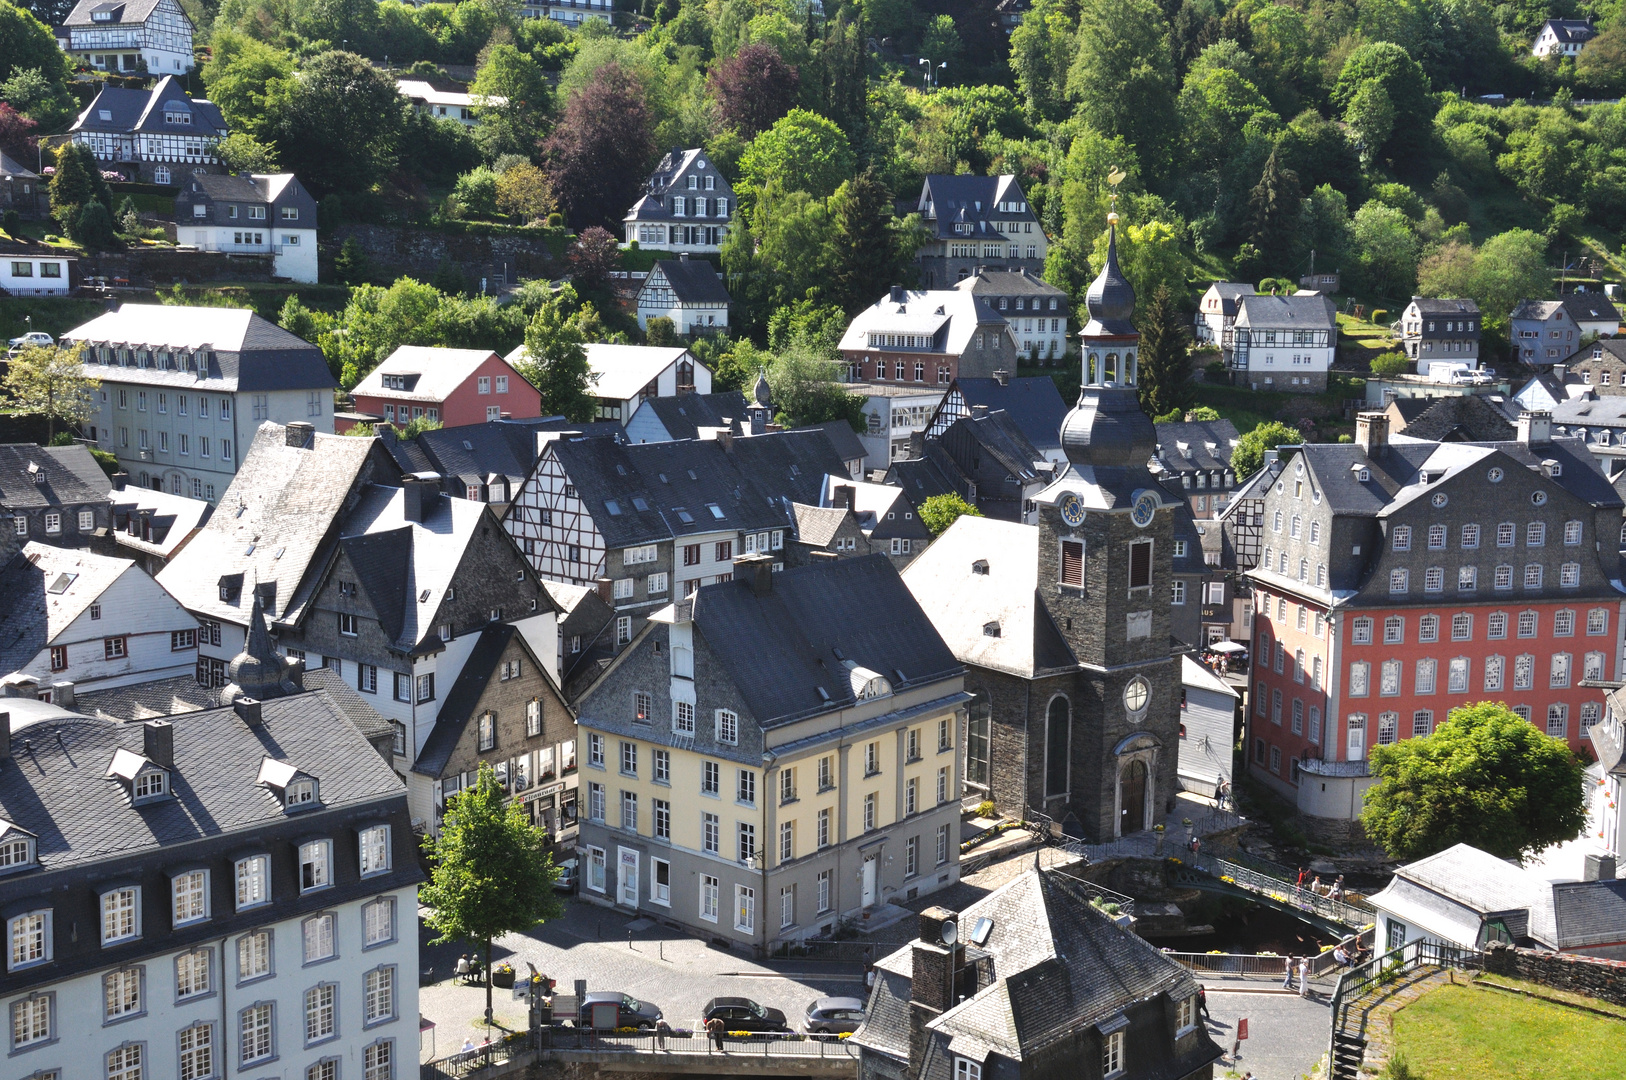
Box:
[1202,986,1330,1080]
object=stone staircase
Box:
[1325,941,1484,1080]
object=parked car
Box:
[576,991,662,1029]
[7,332,52,350]
[703,997,790,1033]
[553,857,577,894]
[804,997,867,1035]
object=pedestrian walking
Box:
[1332,875,1345,902]
[1310,875,1323,896]
[707,1016,726,1052]
[1296,866,1308,890]
[1189,835,1201,858]
[1197,986,1211,1021]
[1298,956,1310,997]
[1282,955,1295,990]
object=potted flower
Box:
[491,962,515,989]
[1153,823,1166,854]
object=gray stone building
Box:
[922,372,1069,463]
[785,502,874,566]
[889,407,1050,523]
[951,266,1071,363]
[912,175,1047,288]
[0,442,112,550]
[821,476,935,568]
[1398,297,1482,367]
[1151,419,1241,521]
[572,553,965,951]
[902,223,1186,840]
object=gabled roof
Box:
[917,174,1032,239]
[809,419,867,464]
[1152,420,1241,474]
[790,503,851,547]
[888,456,960,505]
[110,484,213,559]
[1407,296,1481,316]
[64,304,334,393]
[934,377,1068,453]
[0,443,109,512]
[179,172,307,208]
[900,515,1075,678]
[1181,655,1238,698]
[505,343,700,404]
[644,259,731,305]
[684,553,960,726]
[627,391,748,442]
[1388,395,1515,442]
[954,409,1046,480]
[352,346,508,403]
[0,151,38,179]
[624,148,734,222]
[1234,292,1336,329]
[1562,294,1621,325]
[384,417,622,483]
[1566,337,1626,366]
[838,289,1008,357]
[394,79,502,109]
[1542,17,1599,43]
[413,623,563,776]
[1200,282,1256,316]
[1511,299,1565,321]
[75,672,215,723]
[64,0,166,27]
[0,543,138,673]
[70,77,227,138]
[952,267,1067,300]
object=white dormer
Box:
[0,820,38,874]
[107,747,170,805]
[844,661,892,700]
[258,757,319,810]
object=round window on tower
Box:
[1123,677,1150,716]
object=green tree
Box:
[764,342,864,429]
[1248,148,1303,271]
[470,44,553,159]
[453,166,500,218]
[1360,702,1587,862]
[738,108,854,200]
[918,492,982,536]
[542,60,655,231]
[514,297,595,421]
[1351,201,1418,299]
[644,316,678,346]
[420,762,562,1025]
[1344,80,1396,167]
[1065,0,1178,175]
[1230,420,1301,479]
[494,163,556,224]
[216,132,281,173]
[1090,219,1190,310]
[826,169,919,314]
[0,67,74,130]
[333,237,369,285]
[919,14,963,78]
[0,2,71,87]
[1467,230,1549,331]
[1010,0,1076,121]
[1,343,100,442]
[1370,352,1410,375]
[48,142,110,232]
[1331,43,1432,159]
[271,50,406,193]
[1135,284,1193,419]
[201,31,296,142]
[1576,18,1626,95]
[72,199,116,250]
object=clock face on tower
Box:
[1130,489,1159,528]
[1058,491,1086,528]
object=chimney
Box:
[0,712,10,764]
[1517,411,1552,446]
[143,719,174,769]
[49,682,73,710]
[285,654,305,692]
[678,252,689,263]
[809,550,840,561]
[111,470,128,491]
[233,695,263,727]
[889,285,906,305]
[1553,363,1567,382]
[970,404,989,419]
[284,421,315,449]
[1355,411,1389,457]
[734,552,773,596]
[909,430,925,458]
[834,484,855,510]
[717,429,733,453]
[993,368,1010,386]
[401,471,440,522]
[595,576,614,605]
[908,906,961,1067]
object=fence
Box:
[1325,938,1483,1080]
[421,1027,860,1079]
[1197,855,1373,929]
[1163,928,1375,982]
[768,939,876,964]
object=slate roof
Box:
[64,304,333,394]
[541,428,844,549]
[1152,420,1240,475]
[1181,655,1238,699]
[857,870,1211,1070]
[352,346,507,403]
[64,0,165,26]
[1548,395,1626,432]
[627,391,749,442]
[956,409,1046,480]
[821,475,930,541]
[645,258,731,305]
[916,175,1032,240]
[952,267,1067,303]
[1562,293,1622,326]
[110,485,213,559]
[383,418,622,487]
[1542,17,1599,43]
[0,543,138,673]
[1234,293,1336,330]
[900,515,1074,678]
[1200,282,1255,316]
[1546,879,1626,948]
[1390,843,1543,913]
[889,456,960,505]
[0,151,37,179]
[929,377,1069,454]
[790,503,851,547]
[70,77,227,138]
[157,424,392,627]
[1388,395,1515,442]
[1511,299,1565,322]
[74,672,216,722]
[0,443,109,512]
[623,148,734,223]
[413,623,562,776]
[1407,297,1482,316]
[1565,337,1626,367]
[0,685,408,873]
[838,289,1008,357]
[809,420,867,465]
[686,553,960,726]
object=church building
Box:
[902,214,1184,839]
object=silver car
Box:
[805,996,866,1035]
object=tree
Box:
[1360,702,1587,862]
[1230,420,1301,479]
[738,108,854,200]
[644,316,677,346]
[1136,284,1193,419]
[420,762,562,1025]
[1577,18,1626,96]
[1065,0,1178,176]
[201,32,296,143]
[707,42,800,139]
[1,344,100,442]
[470,44,553,159]
[48,142,110,231]
[1370,352,1410,376]
[1466,230,1549,331]
[0,103,36,165]
[0,68,73,131]
[919,492,982,536]
[567,226,620,296]
[764,342,864,429]
[1351,201,1418,300]
[453,166,500,218]
[514,298,595,421]
[333,237,369,285]
[215,132,280,173]
[0,2,70,88]
[1344,80,1395,168]
[1331,43,1431,159]
[827,169,918,314]
[542,60,654,231]
[494,163,556,224]
[1247,148,1302,271]
[271,51,406,194]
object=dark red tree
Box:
[0,104,38,166]
[542,62,655,232]
[707,43,800,139]
[568,226,620,295]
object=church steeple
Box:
[218,589,302,706]
[1079,212,1140,387]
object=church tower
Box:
[1031,205,1182,838]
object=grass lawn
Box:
[1391,981,1625,1080]
[0,296,111,342]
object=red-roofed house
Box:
[344,346,542,432]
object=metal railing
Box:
[1163,951,1300,978]
[768,939,876,964]
[1325,938,1482,1080]
[1197,856,1373,928]
[422,1027,860,1078]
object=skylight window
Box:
[632,497,648,511]
[708,504,725,519]
[676,508,694,524]
[47,573,77,594]
[687,470,698,480]
[605,499,622,516]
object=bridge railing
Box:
[1161,951,1298,978]
[1196,855,1374,929]
[421,1027,861,1078]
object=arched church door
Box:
[1120,759,1147,834]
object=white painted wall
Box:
[12,565,198,693]
[0,255,72,296]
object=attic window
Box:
[687,470,698,480]
[707,504,725,519]
[0,826,36,873]
[98,109,112,121]
[47,572,77,594]
[286,780,316,808]
[676,508,694,524]
[134,770,166,799]
[972,560,989,575]
[418,589,430,602]
[605,500,622,516]
[615,464,627,476]
[1358,469,1370,482]
[632,497,649,511]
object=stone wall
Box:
[79,248,275,284]
[1483,943,1626,1007]
[331,223,566,284]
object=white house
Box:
[519,0,612,26]
[623,147,735,254]
[505,342,713,424]
[635,255,730,335]
[59,0,195,75]
[1177,655,1237,799]
[844,383,947,470]
[0,246,74,296]
[0,542,198,699]
[394,79,504,127]
[1224,293,1338,393]
[1533,17,1597,57]
[68,76,227,184]
[1195,282,1255,348]
[173,172,319,283]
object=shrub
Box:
[546,212,563,227]
[1370,352,1410,376]
[973,800,996,819]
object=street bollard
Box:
[628,929,634,949]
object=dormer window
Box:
[287,779,316,807]
[134,769,167,800]
[0,822,38,873]
[259,757,319,810]
[108,747,171,806]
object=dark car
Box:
[805,996,867,1035]
[578,991,662,1029]
[703,997,790,1033]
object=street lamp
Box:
[918,57,932,90]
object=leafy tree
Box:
[514,293,595,421]
[1419,229,1548,333]
[0,68,73,131]
[0,103,36,165]
[333,237,369,285]
[707,42,799,139]
[216,132,281,173]
[1090,219,1190,310]
[0,2,70,87]
[1248,148,1302,271]
[566,225,620,296]
[1186,405,1221,421]
[543,60,654,231]
[644,316,677,346]
[293,0,381,52]
[201,32,296,143]
[1351,201,1418,299]
[420,762,562,1025]
[48,142,110,231]
[918,492,982,536]
[1,344,100,441]
[271,51,405,193]
[919,14,963,78]
[453,166,500,217]
[1576,18,1626,95]
[738,108,854,200]
[494,163,556,223]
[1065,0,1178,176]
[470,44,553,159]
[1010,0,1077,121]
[764,342,864,429]
[827,169,919,314]
[1135,283,1193,419]
[1370,352,1410,376]
[1360,702,1586,862]
[1230,420,1300,479]
[1331,43,1431,159]
[1344,80,1396,167]
[73,193,116,249]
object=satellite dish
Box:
[940,919,958,946]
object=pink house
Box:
[344,346,542,431]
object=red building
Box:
[1245,412,1624,822]
[344,346,541,431]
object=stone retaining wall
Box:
[78,248,275,284]
[330,223,565,283]
[1483,942,1626,1006]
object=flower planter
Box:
[491,969,515,989]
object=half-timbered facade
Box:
[61,0,195,75]
[68,76,227,183]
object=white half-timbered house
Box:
[68,76,227,183]
[635,254,731,335]
[60,0,195,76]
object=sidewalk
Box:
[1203,984,1330,1080]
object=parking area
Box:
[416,897,865,1056]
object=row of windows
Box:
[1388,563,1584,593]
[91,348,217,376]
[112,388,231,417]
[1346,652,1604,696]
[14,1027,393,1080]
[1350,608,1609,644]
[1392,521,1582,552]
[13,509,96,537]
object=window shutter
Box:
[1060,540,1084,586]
[1129,540,1153,588]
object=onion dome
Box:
[753,370,772,408]
[1081,217,1137,337]
[1059,381,1157,470]
[218,590,299,706]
